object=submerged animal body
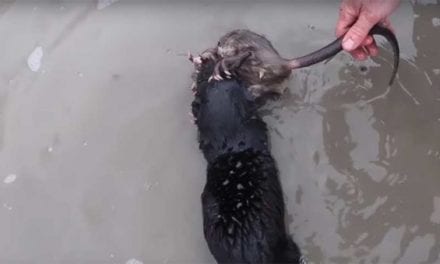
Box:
[202,25,399,97]
[191,58,304,263]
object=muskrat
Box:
[191,56,306,264]
[191,25,399,98]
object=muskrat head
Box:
[188,48,219,71]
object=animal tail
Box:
[286,25,400,85]
[369,25,400,85]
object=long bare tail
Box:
[287,25,400,85]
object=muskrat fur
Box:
[191,56,305,263]
[191,25,399,98]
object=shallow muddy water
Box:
[0,1,439,263]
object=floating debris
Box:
[126,258,144,264]
[97,0,119,10]
[432,17,440,27]
[3,174,17,184]
[145,181,159,191]
[3,203,13,210]
[27,46,43,72]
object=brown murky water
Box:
[0,1,439,264]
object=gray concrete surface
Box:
[0,1,439,263]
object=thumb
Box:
[342,13,378,51]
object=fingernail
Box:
[343,37,355,51]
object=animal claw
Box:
[208,76,214,82]
[188,112,196,123]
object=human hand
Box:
[336,0,400,60]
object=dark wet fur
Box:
[210,24,399,97]
[191,59,303,263]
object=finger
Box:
[380,18,394,33]
[336,6,357,37]
[350,48,368,61]
[365,38,379,57]
[362,46,370,57]
[361,35,374,47]
[342,12,380,51]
